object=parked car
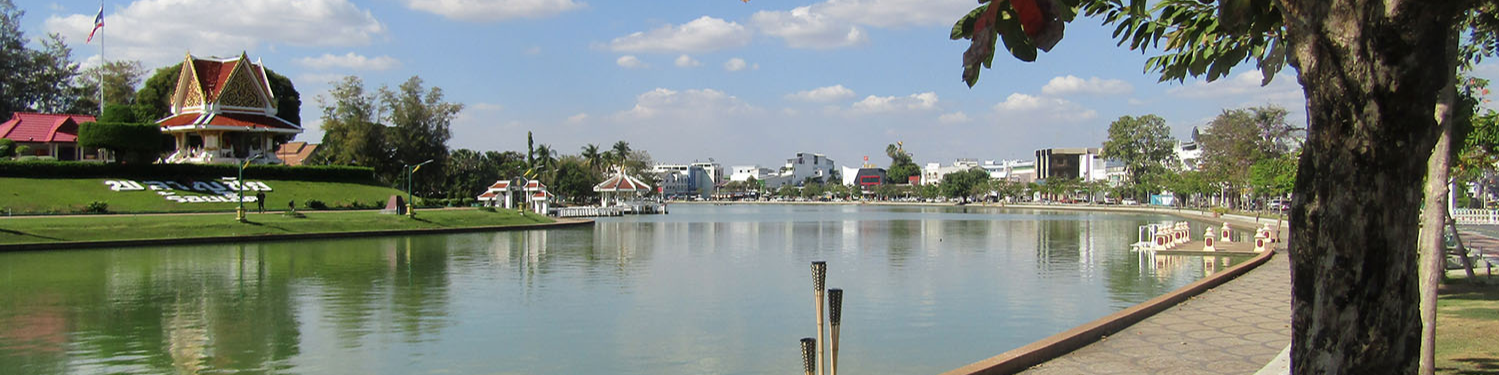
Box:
[1269,198,1291,211]
[1121,199,1139,205]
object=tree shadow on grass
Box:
[1440,358,1499,375]
[0,227,64,241]
[238,220,294,233]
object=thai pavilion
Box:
[593,168,652,206]
[157,52,301,164]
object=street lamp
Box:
[406,159,434,217]
[237,153,264,223]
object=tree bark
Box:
[1278,0,1463,373]
[1416,75,1455,375]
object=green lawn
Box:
[0,208,555,245]
[1437,276,1499,375]
[0,177,407,215]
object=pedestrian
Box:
[256,191,266,213]
[289,199,295,213]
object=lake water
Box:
[0,204,1246,374]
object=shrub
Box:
[81,201,109,214]
[460,198,475,206]
[77,122,166,164]
[479,206,496,212]
[0,160,379,184]
[98,104,140,123]
[0,139,15,158]
[305,199,328,210]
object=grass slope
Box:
[0,209,554,245]
[1436,276,1499,375]
[0,177,406,214]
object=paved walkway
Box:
[1019,251,1293,375]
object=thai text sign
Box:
[104,179,273,203]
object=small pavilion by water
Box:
[593,169,652,206]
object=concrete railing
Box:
[1454,208,1499,225]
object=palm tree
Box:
[533,144,558,181]
[581,144,604,172]
[610,140,632,167]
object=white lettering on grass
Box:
[104,179,273,204]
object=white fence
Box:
[1454,208,1499,224]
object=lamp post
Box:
[237,153,264,223]
[406,159,434,217]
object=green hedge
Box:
[77,122,163,152]
[0,160,379,184]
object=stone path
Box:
[1019,251,1292,375]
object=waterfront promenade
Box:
[1014,250,1291,374]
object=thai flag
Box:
[86,7,103,43]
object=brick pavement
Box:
[1018,251,1292,375]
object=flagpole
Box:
[97,1,104,116]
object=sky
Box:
[16,0,1499,169]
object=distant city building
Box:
[852,168,888,191]
[783,152,837,187]
[691,161,723,185]
[730,165,776,182]
[653,163,713,199]
[978,159,1037,183]
[1035,147,1110,182]
[922,159,983,185]
[1173,140,1203,171]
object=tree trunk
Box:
[1278,0,1462,373]
[1416,74,1455,375]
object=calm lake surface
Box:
[0,204,1247,375]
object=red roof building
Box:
[0,112,98,161]
[159,52,301,164]
[273,141,319,166]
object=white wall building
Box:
[1173,141,1203,171]
[730,165,775,182]
[922,159,983,185]
[652,164,713,199]
[781,152,837,187]
[979,160,1037,183]
[691,161,723,185]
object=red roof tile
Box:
[0,113,95,143]
[208,113,299,130]
[159,113,200,126]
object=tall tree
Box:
[954,0,1467,372]
[581,143,605,172]
[72,60,146,114]
[1101,114,1176,200]
[381,76,462,195]
[315,76,388,174]
[884,143,919,184]
[0,0,80,118]
[1196,106,1297,207]
[610,140,632,167]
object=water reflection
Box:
[0,204,1231,375]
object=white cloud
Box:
[297,52,401,71]
[608,16,752,53]
[403,0,584,22]
[45,0,385,67]
[1167,70,1306,113]
[674,54,701,68]
[786,85,856,102]
[616,55,648,69]
[617,88,755,119]
[849,92,939,114]
[992,93,1096,122]
[1041,75,1133,96]
[567,113,589,124]
[471,103,504,112]
[814,0,974,28]
[938,111,970,123]
[751,6,867,49]
[724,58,758,72]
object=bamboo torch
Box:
[811,261,827,375]
[827,288,843,375]
[800,337,817,375]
